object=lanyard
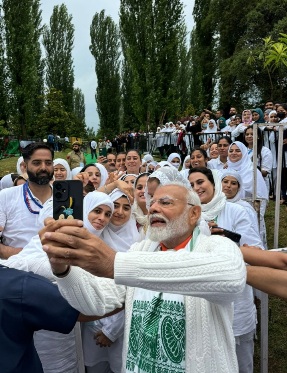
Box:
[23,182,43,214]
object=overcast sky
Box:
[41,1,195,132]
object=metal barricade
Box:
[251,123,286,373]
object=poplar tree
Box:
[72,87,86,135]
[120,0,188,127]
[0,9,10,128]
[43,4,75,113]
[90,10,121,138]
[2,0,44,137]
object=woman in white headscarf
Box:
[227,141,268,200]
[146,161,157,174]
[140,154,154,173]
[71,166,82,178]
[204,119,218,141]
[142,153,154,164]
[81,191,125,373]
[0,174,18,191]
[188,167,263,373]
[180,155,190,179]
[132,173,149,239]
[101,189,140,251]
[53,158,72,180]
[83,191,114,236]
[167,152,181,169]
[16,156,25,175]
[267,110,279,195]
[84,189,139,373]
[155,160,172,169]
[227,141,268,247]
[94,163,109,186]
[220,169,259,233]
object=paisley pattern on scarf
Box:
[126,294,185,373]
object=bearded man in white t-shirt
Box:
[0,142,54,259]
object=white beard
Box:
[149,208,190,243]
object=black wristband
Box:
[53,266,70,278]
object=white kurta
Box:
[55,233,246,373]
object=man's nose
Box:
[149,201,160,214]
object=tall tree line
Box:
[90,10,121,139]
[89,0,192,136]
[0,1,86,138]
[191,0,287,113]
[120,0,191,128]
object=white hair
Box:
[157,181,201,207]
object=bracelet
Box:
[53,266,70,278]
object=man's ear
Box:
[188,205,201,227]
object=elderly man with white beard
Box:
[41,183,246,373]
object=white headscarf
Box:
[198,170,227,221]
[268,110,278,144]
[16,156,24,175]
[182,155,190,170]
[148,167,191,189]
[101,189,140,252]
[220,169,245,202]
[227,141,268,199]
[156,161,172,168]
[83,191,114,236]
[205,119,218,133]
[268,110,277,121]
[53,158,72,180]
[179,155,190,180]
[145,167,191,208]
[94,163,109,186]
[71,167,82,178]
[147,161,158,172]
[0,174,15,191]
[120,173,138,181]
[167,153,181,169]
[142,154,154,164]
[132,173,149,227]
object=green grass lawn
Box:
[0,155,286,371]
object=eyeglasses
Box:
[149,197,194,208]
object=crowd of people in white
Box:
[0,99,286,373]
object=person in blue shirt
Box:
[0,265,118,373]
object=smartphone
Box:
[99,148,104,156]
[53,180,83,220]
[212,227,241,244]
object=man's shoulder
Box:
[196,233,239,252]
[0,265,28,297]
[129,239,159,253]
[0,184,23,199]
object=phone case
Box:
[53,180,83,220]
[212,227,241,244]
